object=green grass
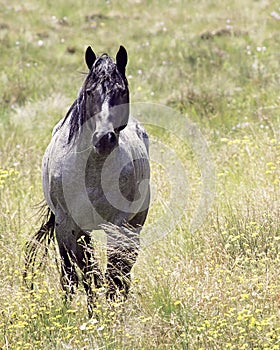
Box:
[0,0,280,349]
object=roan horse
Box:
[25,46,150,317]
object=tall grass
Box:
[0,0,279,348]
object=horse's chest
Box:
[44,132,148,229]
[86,159,136,202]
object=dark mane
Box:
[60,54,128,143]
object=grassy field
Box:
[0,0,280,349]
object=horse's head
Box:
[83,46,129,155]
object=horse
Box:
[24,46,150,317]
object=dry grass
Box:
[0,0,280,348]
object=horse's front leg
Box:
[105,226,140,300]
[75,232,104,317]
[56,226,79,302]
[56,213,103,317]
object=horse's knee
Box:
[105,247,138,300]
[75,233,104,288]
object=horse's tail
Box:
[23,206,56,289]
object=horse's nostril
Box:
[107,132,117,145]
[94,131,117,153]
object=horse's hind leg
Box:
[75,232,104,317]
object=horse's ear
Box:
[116,45,127,75]
[85,46,96,70]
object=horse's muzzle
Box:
[93,131,117,155]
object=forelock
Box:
[85,54,127,91]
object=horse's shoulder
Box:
[125,117,149,150]
[136,121,149,141]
